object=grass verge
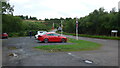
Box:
[34,38,102,52]
[61,32,120,40]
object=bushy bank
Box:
[60,32,120,40]
[8,30,37,37]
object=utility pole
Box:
[53,22,54,28]
[52,22,54,30]
[76,17,78,40]
[61,20,63,36]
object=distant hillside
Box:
[24,20,45,22]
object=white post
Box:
[53,22,54,29]
[53,22,54,28]
[61,20,63,36]
[76,17,78,40]
[116,33,117,37]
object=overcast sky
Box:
[9,0,119,20]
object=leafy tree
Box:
[44,18,49,21]
[22,21,48,31]
[2,14,23,33]
[29,16,37,20]
[25,15,28,19]
[63,19,75,33]
[60,17,64,20]
[2,2,14,15]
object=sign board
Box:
[111,30,118,33]
[58,27,62,31]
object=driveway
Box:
[2,35,118,66]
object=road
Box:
[2,35,118,66]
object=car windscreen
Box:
[47,33,59,36]
[41,32,47,35]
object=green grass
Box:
[34,38,102,52]
[61,32,120,40]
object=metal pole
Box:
[61,20,63,36]
[76,17,78,40]
[116,33,117,37]
[53,22,54,28]
[52,22,54,30]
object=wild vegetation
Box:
[61,8,119,36]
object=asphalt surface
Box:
[0,39,2,67]
[2,35,118,66]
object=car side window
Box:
[47,34,54,36]
[53,34,59,36]
[47,34,51,36]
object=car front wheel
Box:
[44,38,49,43]
[6,37,8,39]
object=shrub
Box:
[9,32,19,37]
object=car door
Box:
[53,33,61,42]
[46,33,54,42]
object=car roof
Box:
[46,32,56,34]
[47,32,55,33]
[38,31,47,32]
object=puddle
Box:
[8,46,18,50]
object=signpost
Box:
[111,30,118,37]
[61,20,63,36]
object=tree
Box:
[110,7,116,13]
[2,14,23,33]
[25,15,28,20]
[60,17,64,20]
[2,2,23,33]
[2,2,14,15]
[62,7,120,36]
[44,18,49,21]
[63,19,75,33]
[29,16,37,20]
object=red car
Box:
[0,33,8,39]
[37,33,67,43]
